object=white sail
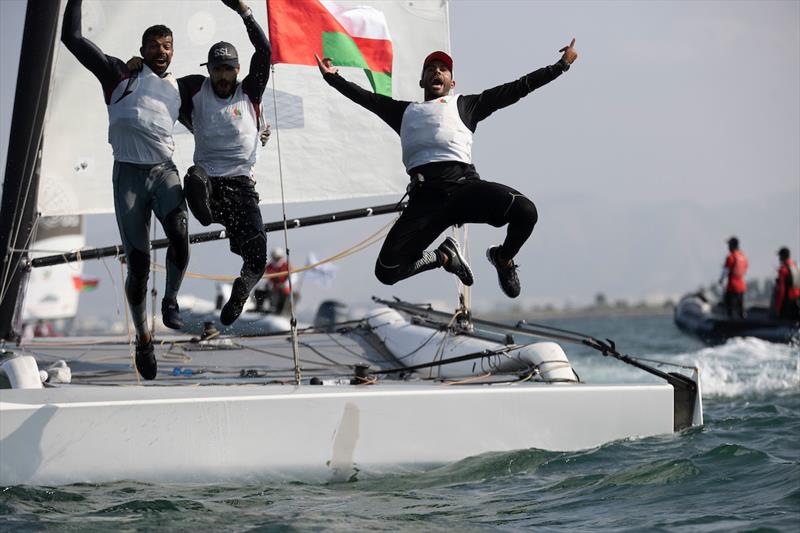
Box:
[37,0,450,216]
[21,215,85,321]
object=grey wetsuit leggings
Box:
[113,160,190,339]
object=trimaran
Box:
[0,0,702,485]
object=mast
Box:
[0,0,62,341]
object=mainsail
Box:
[38,0,450,217]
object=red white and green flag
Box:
[268,0,393,96]
[72,276,99,292]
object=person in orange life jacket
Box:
[316,40,578,298]
[718,236,748,319]
[773,247,800,320]
[264,248,292,314]
[129,0,271,327]
[62,0,192,380]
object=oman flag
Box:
[267,0,393,96]
[72,276,99,292]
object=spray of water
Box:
[668,337,799,397]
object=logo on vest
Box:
[232,107,242,118]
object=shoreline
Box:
[481,305,675,321]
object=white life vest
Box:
[191,79,259,178]
[107,65,180,164]
[400,94,473,172]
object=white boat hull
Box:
[1,381,675,485]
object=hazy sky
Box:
[1,0,799,321]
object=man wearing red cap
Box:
[316,40,577,298]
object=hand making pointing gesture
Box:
[559,38,578,65]
[315,54,338,75]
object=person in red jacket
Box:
[719,236,748,318]
[773,247,800,320]
[265,248,292,314]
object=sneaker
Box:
[161,298,184,330]
[437,236,474,286]
[135,337,157,380]
[220,278,250,326]
[486,245,521,298]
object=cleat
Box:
[135,338,157,380]
[220,278,250,326]
[486,246,521,298]
[437,236,474,286]
[161,298,184,330]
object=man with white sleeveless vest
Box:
[316,40,578,298]
[62,0,191,380]
[167,0,271,326]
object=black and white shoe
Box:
[135,338,157,380]
[486,245,521,298]
[161,298,184,330]
[220,278,250,326]
[437,236,474,286]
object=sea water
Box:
[1,314,798,532]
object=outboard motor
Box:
[314,300,349,332]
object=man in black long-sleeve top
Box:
[316,40,577,298]
[61,0,191,380]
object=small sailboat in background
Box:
[20,215,87,337]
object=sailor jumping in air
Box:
[62,0,191,380]
[316,40,578,298]
[129,0,273,328]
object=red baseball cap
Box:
[423,50,453,72]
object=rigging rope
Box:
[150,215,157,337]
[269,65,302,384]
[119,258,140,385]
[147,216,395,282]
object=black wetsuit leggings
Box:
[375,178,538,285]
[113,160,189,339]
[210,176,267,293]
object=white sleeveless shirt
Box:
[107,65,180,164]
[191,79,259,178]
[400,94,473,172]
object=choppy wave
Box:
[3,427,797,532]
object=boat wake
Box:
[669,337,800,397]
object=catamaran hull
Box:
[1,382,676,486]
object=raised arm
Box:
[221,0,272,101]
[316,55,409,134]
[61,0,128,99]
[458,38,578,131]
